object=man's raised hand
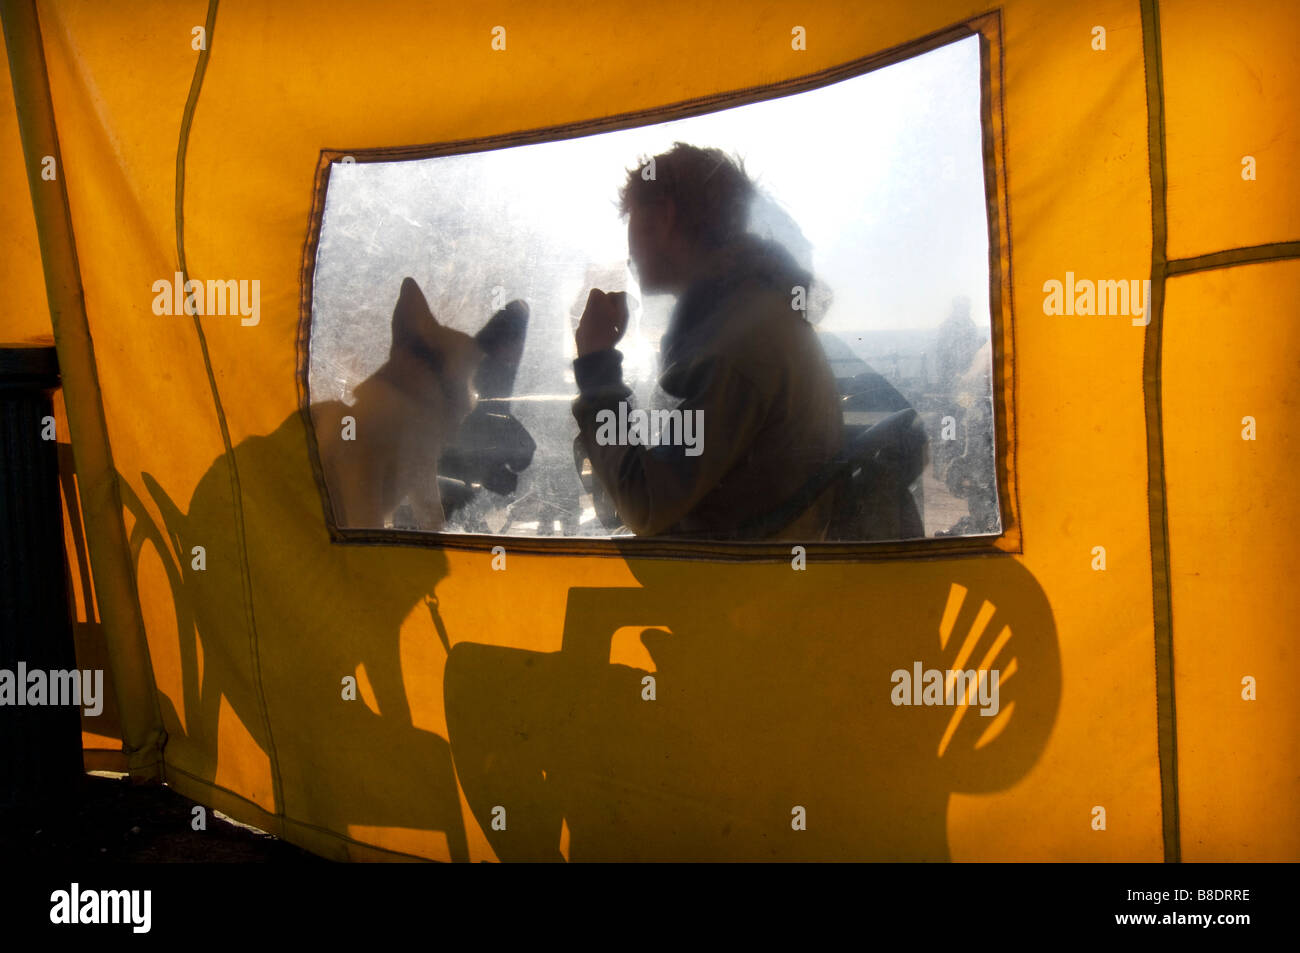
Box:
[576,288,630,357]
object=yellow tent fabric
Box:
[2,0,1296,861]
[0,15,46,345]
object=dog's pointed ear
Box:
[473,299,529,399]
[392,277,441,353]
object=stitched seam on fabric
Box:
[1168,240,1300,276]
[979,8,1023,556]
[995,9,1023,555]
[1141,0,1181,864]
[298,158,338,536]
[175,0,285,816]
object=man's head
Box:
[619,143,756,294]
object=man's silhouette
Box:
[573,142,843,539]
[444,144,848,861]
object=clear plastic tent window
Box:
[308,34,1000,542]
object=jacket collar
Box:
[660,234,814,373]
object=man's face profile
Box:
[626,198,678,295]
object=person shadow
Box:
[445,547,1060,861]
[124,411,469,861]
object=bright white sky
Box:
[314,34,989,396]
[465,32,992,336]
[310,35,994,537]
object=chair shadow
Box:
[118,409,1059,862]
[446,546,1061,861]
[124,410,468,861]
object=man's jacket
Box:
[572,234,843,540]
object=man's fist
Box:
[575,288,630,357]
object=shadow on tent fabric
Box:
[112,279,537,860]
[445,551,1060,861]
[123,412,470,861]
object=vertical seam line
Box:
[1140,0,1180,864]
[175,0,285,813]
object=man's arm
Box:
[572,345,768,537]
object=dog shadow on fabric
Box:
[444,550,1062,861]
[120,280,534,862]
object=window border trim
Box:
[296,8,1022,562]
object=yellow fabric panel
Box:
[0,19,51,345]
[949,0,1164,860]
[35,0,1176,859]
[1163,261,1300,861]
[34,0,238,781]
[1161,0,1300,259]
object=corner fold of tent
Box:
[1,0,165,780]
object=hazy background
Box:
[310,35,998,538]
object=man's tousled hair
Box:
[618,142,756,249]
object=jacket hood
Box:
[660,233,815,372]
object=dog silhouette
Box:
[124,278,533,859]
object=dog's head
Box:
[386,277,486,426]
[383,277,535,520]
[387,276,532,421]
